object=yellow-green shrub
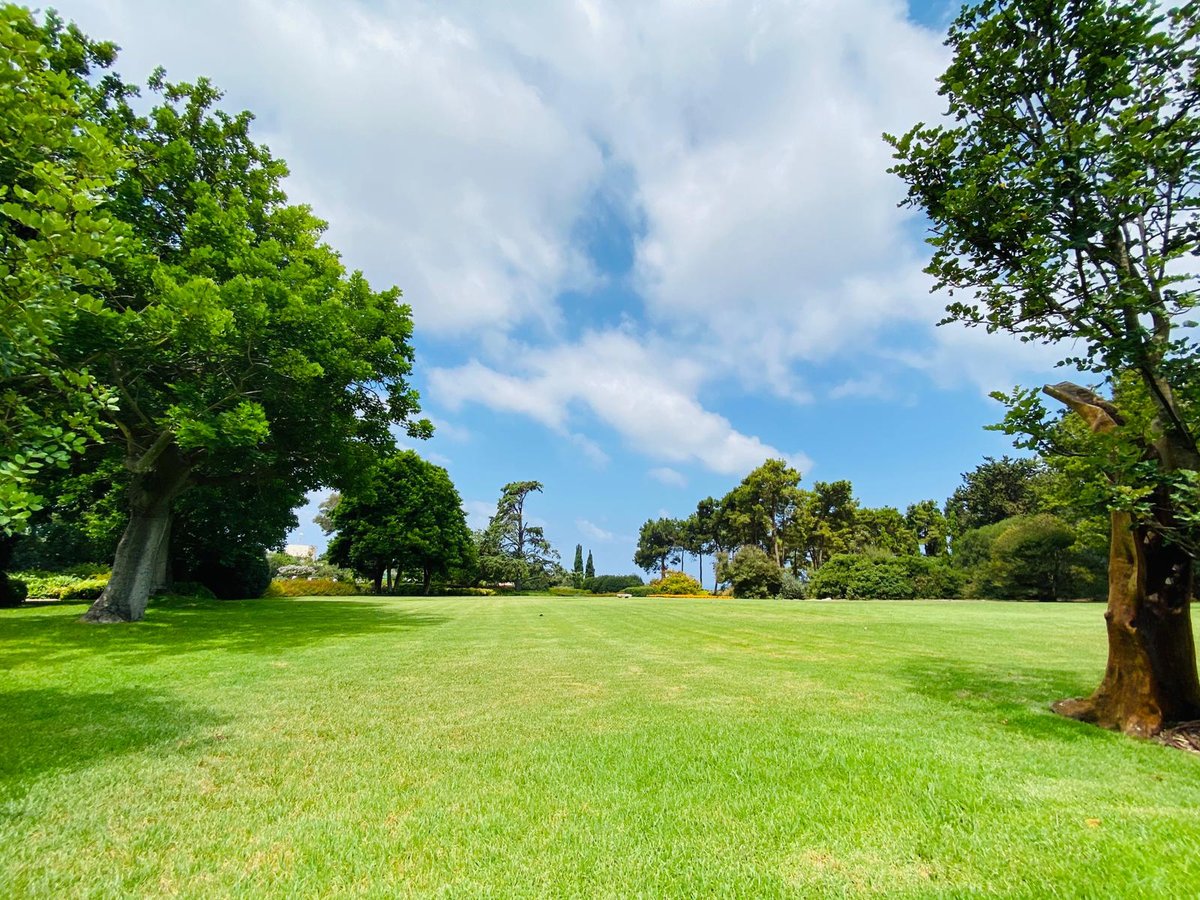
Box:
[264,578,358,597]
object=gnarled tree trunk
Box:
[1045,383,1200,736]
[84,444,191,623]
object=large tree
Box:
[0,8,124,564]
[59,67,429,622]
[633,517,683,579]
[477,480,558,589]
[944,457,1048,535]
[888,0,1200,735]
[328,451,474,594]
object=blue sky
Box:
[55,0,1067,580]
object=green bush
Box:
[808,554,964,600]
[716,547,782,599]
[17,570,111,601]
[649,571,705,595]
[265,578,358,597]
[0,575,27,607]
[376,583,493,597]
[199,552,272,600]
[61,576,109,601]
[584,574,645,593]
[778,570,806,599]
[625,585,653,597]
[170,581,217,600]
[549,586,588,596]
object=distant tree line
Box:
[635,455,1108,600]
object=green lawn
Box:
[2,596,1198,897]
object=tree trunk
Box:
[373,567,383,595]
[1053,510,1200,736]
[84,445,191,623]
[1044,382,1200,736]
[422,565,432,596]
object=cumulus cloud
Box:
[648,467,687,488]
[576,519,615,542]
[462,499,494,531]
[430,330,810,476]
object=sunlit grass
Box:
[2,595,1198,897]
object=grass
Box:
[2,595,1199,897]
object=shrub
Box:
[265,578,358,597]
[199,552,272,600]
[808,554,964,600]
[169,581,217,600]
[626,585,653,597]
[17,570,111,601]
[717,547,782,599]
[778,570,806,599]
[0,575,27,607]
[584,574,645,593]
[61,576,109,601]
[549,586,588,596]
[649,571,704,595]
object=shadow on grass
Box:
[899,658,1110,745]
[0,596,447,669]
[0,686,222,816]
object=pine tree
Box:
[585,550,595,579]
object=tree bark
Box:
[84,444,191,623]
[1044,382,1200,736]
[422,565,431,596]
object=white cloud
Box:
[54,0,1040,418]
[648,466,687,487]
[430,330,811,476]
[462,499,494,531]
[576,519,615,542]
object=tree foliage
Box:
[477,480,558,589]
[888,0,1200,733]
[0,7,125,535]
[327,451,474,594]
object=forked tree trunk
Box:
[1045,382,1200,736]
[84,446,191,623]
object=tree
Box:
[803,480,859,571]
[477,480,558,589]
[633,517,683,579]
[327,451,474,594]
[944,457,1048,535]
[66,68,428,622]
[887,0,1200,735]
[715,546,783,599]
[853,506,919,557]
[572,543,584,587]
[0,9,125,586]
[584,550,595,579]
[966,514,1082,601]
[906,499,950,557]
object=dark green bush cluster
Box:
[167,581,217,599]
[808,554,964,600]
[376,583,493,597]
[0,575,28,607]
[717,547,783,599]
[583,574,645,593]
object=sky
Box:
[53,0,1068,581]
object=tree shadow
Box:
[0,596,447,669]
[0,686,222,817]
[898,658,1112,745]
